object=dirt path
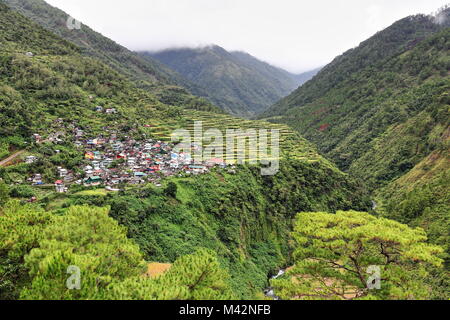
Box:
[0,150,25,167]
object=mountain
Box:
[0,2,371,299]
[229,51,320,88]
[141,45,317,117]
[260,9,449,181]
[2,0,223,113]
[260,8,450,264]
[290,67,322,87]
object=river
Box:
[264,269,285,300]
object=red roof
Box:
[55,180,63,184]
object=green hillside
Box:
[3,0,222,113]
[261,11,450,189]
[259,9,450,278]
[0,2,371,300]
[143,45,304,117]
[230,51,320,88]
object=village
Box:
[27,117,234,194]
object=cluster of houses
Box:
[28,120,234,193]
[78,135,229,188]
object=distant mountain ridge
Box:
[3,0,223,113]
[141,45,319,117]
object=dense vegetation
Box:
[0,2,374,300]
[261,12,449,183]
[143,46,316,117]
[1,0,448,300]
[272,211,444,300]
[0,202,235,300]
[260,9,450,294]
[3,0,223,113]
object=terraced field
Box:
[144,110,322,164]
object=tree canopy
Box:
[272,211,444,300]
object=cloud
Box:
[45,0,446,73]
[366,4,382,30]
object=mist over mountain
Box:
[141,46,319,117]
[260,7,450,266]
[0,0,448,302]
[3,0,224,113]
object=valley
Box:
[142,46,319,117]
[0,0,448,301]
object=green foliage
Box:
[105,249,235,300]
[0,201,53,299]
[272,211,444,300]
[4,0,222,113]
[0,202,235,300]
[145,46,303,117]
[164,182,178,198]
[0,181,10,206]
[20,206,146,300]
[101,163,369,298]
[9,185,35,198]
[260,15,449,190]
[257,11,450,298]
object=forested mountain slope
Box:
[260,8,450,270]
[229,51,320,88]
[3,0,222,113]
[0,2,371,299]
[261,10,449,186]
[143,45,306,117]
[261,12,447,119]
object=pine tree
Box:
[271,211,444,300]
[20,206,146,300]
[13,205,235,300]
[104,248,236,300]
[0,201,53,299]
[0,181,9,207]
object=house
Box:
[206,158,226,167]
[58,168,68,177]
[189,165,207,174]
[55,180,67,193]
[93,151,103,160]
[84,176,102,186]
[25,156,38,164]
[25,52,34,57]
[134,172,147,178]
[149,165,160,172]
[96,138,106,145]
[32,134,42,143]
[75,129,84,138]
[85,152,95,160]
[95,106,104,112]
[105,108,117,114]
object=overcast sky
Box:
[45,0,446,73]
